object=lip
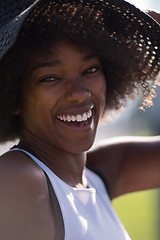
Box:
[57,107,93,122]
[56,107,95,132]
[57,104,94,118]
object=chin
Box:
[68,138,95,154]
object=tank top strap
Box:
[10,147,65,240]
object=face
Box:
[20,41,106,154]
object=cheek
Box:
[97,77,106,117]
[89,76,106,118]
[95,76,106,106]
[100,85,106,114]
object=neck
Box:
[19,136,87,188]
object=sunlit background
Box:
[0,1,160,240]
[95,1,160,240]
[127,0,160,11]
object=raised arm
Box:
[87,136,160,199]
[87,10,160,199]
[146,10,160,24]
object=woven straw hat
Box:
[0,0,160,142]
[0,0,160,79]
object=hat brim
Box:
[0,0,160,78]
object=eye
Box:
[83,65,101,75]
[38,75,62,83]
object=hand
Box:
[146,10,160,24]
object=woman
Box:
[0,0,160,239]
[87,10,160,198]
[146,10,160,23]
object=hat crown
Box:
[0,0,160,75]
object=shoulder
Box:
[0,150,55,239]
[87,136,160,198]
[87,135,158,166]
[87,138,127,197]
[0,150,47,197]
[87,137,127,173]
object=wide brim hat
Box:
[0,0,160,81]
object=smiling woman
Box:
[20,41,106,154]
[0,0,160,240]
[1,2,159,142]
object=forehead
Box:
[29,40,96,70]
[48,41,91,57]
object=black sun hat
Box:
[0,0,160,83]
[1,0,160,70]
[0,0,160,142]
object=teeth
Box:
[57,108,93,123]
[71,116,76,122]
[67,116,71,122]
[88,110,92,118]
[83,113,87,121]
[77,115,82,122]
[63,116,67,121]
[59,116,63,121]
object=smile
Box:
[56,106,94,130]
[57,108,92,123]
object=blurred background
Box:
[95,1,160,239]
[0,1,160,239]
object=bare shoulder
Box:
[87,137,128,171]
[0,150,55,240]
[87,137,128,196]
[87,136,160,198]
[87,135,160,167]
[0,150,47,199]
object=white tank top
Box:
[12,148,131,240]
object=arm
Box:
[146,10,160,24]
[87,10,160,200]
[0,151,56,240]
[87,136,160,199]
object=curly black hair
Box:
[0,1,157,142]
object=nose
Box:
[65,80,91,104]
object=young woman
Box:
[87,10,160,198]
[0,0,160,239]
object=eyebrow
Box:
[30,54,97,72]
[82,54,97,60]
[31,60,60,72]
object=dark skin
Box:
[0,41,106,239]
[0,11,159,240]
[0,151,56,239]
[146,10,160,23]
[87,10,160,199]
[87,136,160,199]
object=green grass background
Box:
[112,189,159,240]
